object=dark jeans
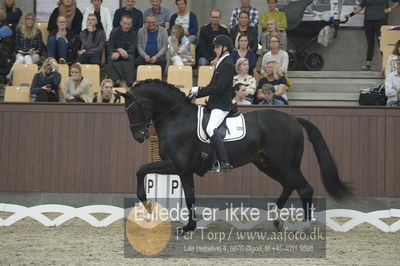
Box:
[136,55,167,72]
[35,89,59,102]
[106,59,136,87]
[364,19,385,61]
[76,53,101,65]
[47,36,72,61]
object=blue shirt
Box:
[143,7,171,28]
[0,25,12,39]
[146,30,158,56]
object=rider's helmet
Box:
[212,35,233,51]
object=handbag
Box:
[359,84,387,106]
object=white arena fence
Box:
[1,203,399,233]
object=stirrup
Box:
[212,160,233,173]
[212,160,221,173]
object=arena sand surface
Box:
[0,218,399,265]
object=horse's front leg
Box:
[136,159,180,203]
[176,172,196,236]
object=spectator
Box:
[7,12,42,80]
[261,18,287,55]
[232,82,252,105]
[93,79,120,103]
[257,84,285,105]
[385,58,400,106]
[382,40,400,76]
[346,0,399,71]
[143,0,171,29]
[48,0,83,35]
[257,61,288,104]
[3,0,22,29]
[30,57,61,102]
[136,14,168,72]
[233,58,256,103]
[229,0,259,29]
[261,36,288,74]
[168,24,192,66]
[260,0,287,33]
[64,63,92,103]
[77,14,106,65]
[170,0,198,44]
[230,11,258,54]
[0,8,13,84]
[82,0,112,40]
[112,0,143,32]
[47,15,80,63]
[197,9,229,66]
[231,34,257,76]
[106,15,137,87]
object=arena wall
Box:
[0,103,399,197]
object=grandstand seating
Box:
[196,66,214,104]
[167,65,193,96]
[81,64,100,95]
[37,22,49,46]
[136,65,162,81]
[380,25,400,52]
[12,64,38,87]
[4,86,31,102]
[58,64,69,96]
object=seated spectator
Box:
[230,11,258,54]
[106,15,137,87]
[261,36,288,74]
[257,84,285,105]
[143,0,171,29]
[77,14,106,65]
[232,82,252,105]
[231,34,257,76]
[170,0,198,44]
[112,0,143,32]
[0,8,13,84]
[229,0,259,29]
[64,63,92,102]
[257,61,288,103]
[30,57,61,102]
[385,58,400,106]
[197,9,229,66]
[261,18,287,55]
[260,0,287,33]
[48,0,83,35]
[47,15,80,63]
[3,0,22,29]
[233,58,256,102]
[168,24,192,66]
[382,40,400,76]
[93,79,120,103]
[7,12,42,80]
[136,14,168,71]
[82,0,112,40]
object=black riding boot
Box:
[210,133,233,173]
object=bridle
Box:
[124,92,154,139]
[124,91,188,139]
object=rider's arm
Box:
[197,61,235,97]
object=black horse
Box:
[116,79,351,235]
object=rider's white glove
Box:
[188,86,199,99]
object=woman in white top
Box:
[382,40,400,76]
[261,36,288,74]
[168,24,192,66]
[233,57,257,103]
[64,63,92,103]
[81,0,112,40]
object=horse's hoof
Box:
[273,220,283,231]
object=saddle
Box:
[197,105,246,143]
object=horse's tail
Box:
[297,118,352,201]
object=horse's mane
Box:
[131,79,187,99]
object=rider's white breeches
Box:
[206,109,229,137]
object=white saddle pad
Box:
[197,106,246,143]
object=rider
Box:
[189,35,235,173]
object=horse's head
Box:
[115,89,154,143]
